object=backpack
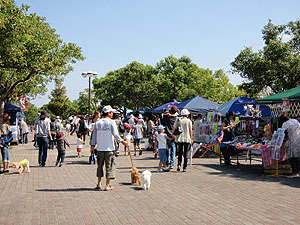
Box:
[50,122,57,132]
[119,123,125,134]
[2,129,13,144]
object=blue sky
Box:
[15,0,300,107]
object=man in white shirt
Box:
[91,105,126,191]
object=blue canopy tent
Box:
[177,96,220,113]
[152,99,181,113]
[218,97,271,117]
[4,103,23,113]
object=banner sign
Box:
[20,94,27,111]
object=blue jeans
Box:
[177,142,191,169]
[1,144,9,163]
[159,149,167,163]
[56,151,65,164]
[168,140,176,167]
[38,137,49,166]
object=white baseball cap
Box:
[181,109,190,116]
[102,105,117,113]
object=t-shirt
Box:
[66,124,71,130]
[156,133,168,149]
[174,117,192,143]
[35,119,51,138]
[161,114,177,137]
[132,124,143,139]
[91,118,123,152]
[77,138,83,149]
[123,130,132,141]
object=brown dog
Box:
[130,167,141,185]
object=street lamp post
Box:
[81,71,98,118]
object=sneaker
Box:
[59,163,63,167]
[183,168,187,172]
[163,167,170,172]
[169,166,174,170]
[139,150,142,156]
[134,153,137,156]
[156,169,163,173]
[177,166,180,172]
[55,162,59,166]
[288,173,299,178]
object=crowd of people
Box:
[1,103,300,187]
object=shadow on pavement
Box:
[66,160,90,165]
[36,187,96,192]
[199,163,300,189]
[119,182,132,186]
[132,186,144,191]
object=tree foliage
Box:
[231,19,300,96]
[93,56,244,109]
[47,80,72,118]
[0,0,84,113]
[24,102,38,125]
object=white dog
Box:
[142,170,151,190]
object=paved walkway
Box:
[0,133,300,225]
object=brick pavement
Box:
[0,133,300,225]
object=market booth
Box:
[152,99,180,113]
[216,88,300,176]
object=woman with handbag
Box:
[172,109,193,172]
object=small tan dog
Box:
[130,167,141,185]
[12,159,30,174]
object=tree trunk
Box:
[0,98,5,128]
[0,98,5,116]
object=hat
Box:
[138,114,143,119]
[157,125,165,131]
[102,105,117,113]
[181,109,190,116]
[56,131,64,139]
[171,105,178,112]
[124,123,130,129]
[56,116,60,119]
[40,110,49,119]
[134,117,139,123]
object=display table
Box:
[222,135,287,169]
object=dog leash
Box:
[127,152,134,167]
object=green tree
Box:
[73,89,101,115]
[24,102,38,125]
[0,0,84,114]
[93,61,159,109]
[93,56,243,109]
[47,80,72,119]
[231,19,300,96]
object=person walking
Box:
[172,109,193,172]
[154,125,171,172]
[20,119,29,144]
[49,117,57,150]
[91,105,126,191]
[0,113,11,173]
[132,117,143,156]
[77,116,88,143]
[55,131,70,167]
[161,106,178,169]
[35,110,52,167]
[55,116,62,132]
